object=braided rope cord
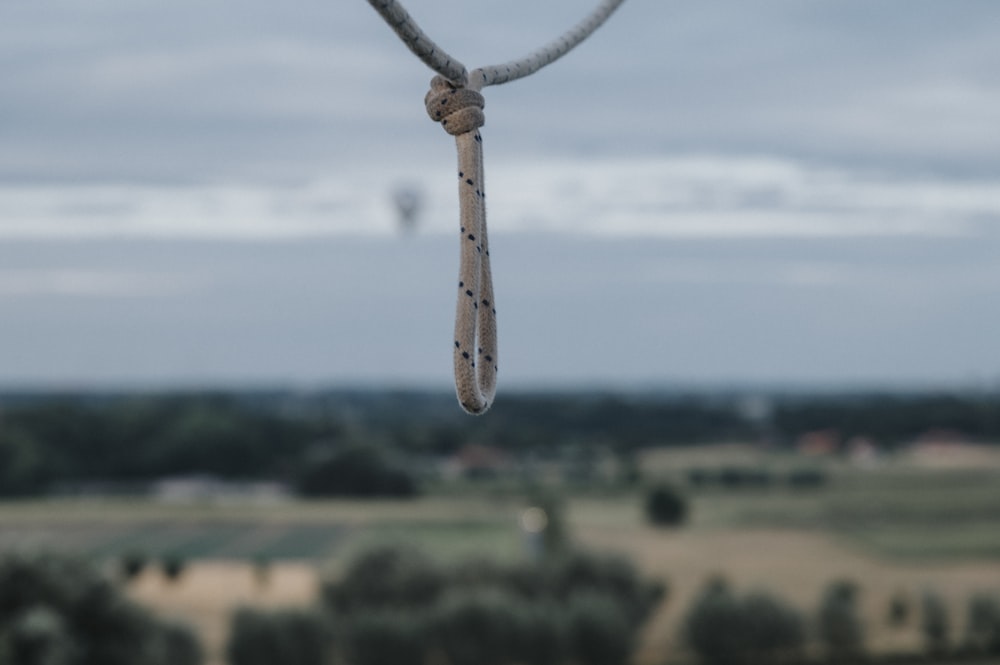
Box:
[367,0,626,414]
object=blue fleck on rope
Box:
[367,0,627,414]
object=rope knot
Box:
[424,75,485,136]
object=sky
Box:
[1,1,999,392]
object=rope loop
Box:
[425,76,485,136]
[423,74,497,415]
[367,0,627,414]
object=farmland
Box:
[2,445,1000,664]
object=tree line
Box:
[5,542,1000,665]
[1,389,999,496]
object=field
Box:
[2,444,1000,665]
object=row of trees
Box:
[4,546,1000,665]
[228,543,665,665]
[684,576,1000,665]
[685,467,828,490]
[226,546,1000,665]
[0,395,419,498]
[0,551,202,665]
[2,390,999,496]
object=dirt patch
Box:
[131,529,1000,665]
[128,560,317,665]
[577,526,1000,665]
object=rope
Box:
[367,0,626,414]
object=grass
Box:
[2,461,999,562]
[0,495,526,563]
[741,470,999,560]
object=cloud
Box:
[2,1,1000,183]
[0,269,191,298]
[1,1,998,387]
[2,155,997,240]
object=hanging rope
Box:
[367,0,627,414]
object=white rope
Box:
[366,0,468,85]
[470,0,627,90]
[367,0,626,414]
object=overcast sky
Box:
[1,1,999,392]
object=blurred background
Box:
[1,2,999,665]
[1,0,999,388]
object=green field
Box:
[0,495,530,563]
[2,455,1000,563]
[4,452,1000,665]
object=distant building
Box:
[796,429,840,457]
[846,436,880,467]
[153,475,291,504]
[904,430,997,469]
[447,443,513,479]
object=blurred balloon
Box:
[392,183,423,233]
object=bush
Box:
[543,550,665,625]
[684,579,749,665]
[437,548,665,642]
[740,592,807,659]
[296,444,418,498]
[683,578,805,665]
[921,590,950,657]
[155,621,203,665]
[818,580,865,662]
[787,468,827,489]
[344,611,425,665]
[510,601,566,665]
[324,544,665,665]
[719,467,748,489]
[0,429,48,497]
[0,550,203,665]
[645,484,688,527]
[119,550,148,583]
[427,591,521,665]
[964,593,1000,654]
[322,543,445,614]
[0,604,75,665]
[226,608,330,665]
[161,553,186,583]
[686,468,712,488]
[566,591,633,665]
[887,590,911,628]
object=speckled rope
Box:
[367,0,627,414]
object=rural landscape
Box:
[1,388,999,665]
[5,0,1000,664]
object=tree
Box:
[344,611,426,665]
[0,429,48,496]
[683,578,804,665]
[296,444,417,498]
[427,591,521,665]
[921,590,950,657]
[161,553,186,584]
[566,591,632,665]
[965,593,1000,654]
[119,550,148,583]
[0,551,203,665]
[321,544,445,614]
[886,590,910,628]
[543,550,665,625]
[645,484,688,527]
[320,543,665,665]
[818,580,865,662]
[227,608,330,665]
